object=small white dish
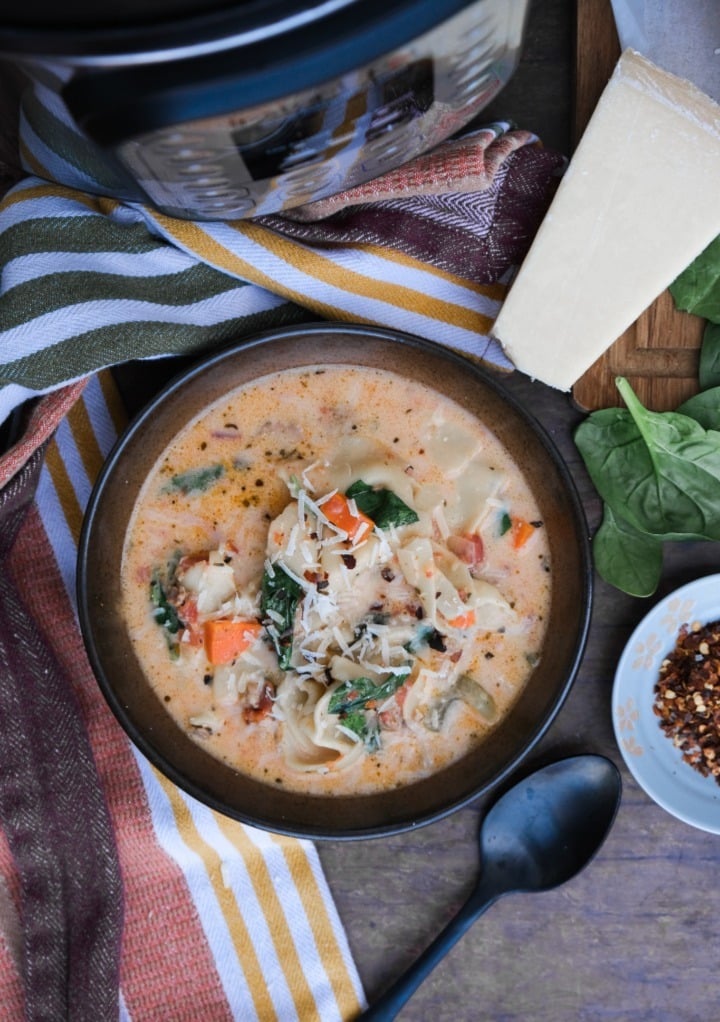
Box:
[612,573,720,834]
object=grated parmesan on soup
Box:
[121,365,552,796]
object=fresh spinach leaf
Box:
[669,234,720,323]
[345,479,419,529]
[575,376,720,541]
[592,503,663,598]
[698,322,720,391]
[576,234,720,599]
[163,463,224,495]
[677,381,720,431]
[261,565,303,669]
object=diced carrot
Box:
[322,492,374,543]
[447,609,476,630]
[510,517,536,550]
[204,619,263,665]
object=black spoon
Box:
[360,753,622,1021]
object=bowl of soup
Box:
[77,323,592,838]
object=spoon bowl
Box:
[361,754,622,1020]
[478,753,622,896]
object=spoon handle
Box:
[359,880,500,1021]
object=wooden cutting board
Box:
[570,0,705,411]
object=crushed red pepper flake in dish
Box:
[653,619,720,783]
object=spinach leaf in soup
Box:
[345,479,419,529]
[150,571,182,657]
[328,672,409,751]
[575,376,720,542]
[163,463,224,495]
[150,573,181,634]
[261,565,303,669]
[328,673,409,715]
[337,709,381,751]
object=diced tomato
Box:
[243,682,275,723]
[379,680,411,730]
[177,553,207,574]
[179,596,203,645]
[395,682,410,708]
[378,705,403,730]
[447,533,484,568]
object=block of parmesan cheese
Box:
[492,49,720,391]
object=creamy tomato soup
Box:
[121,365,552,796]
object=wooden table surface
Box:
[319,3,720,1020]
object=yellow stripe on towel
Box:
[235,220,494,333]
[67,396,106,489]
[145,209,369,324]
[146,208,492,333]
[153,769,280,1022]
[213,815,323,1021]
[43,442,84,545]
[1,177,120,216]
[273,834,365,1022]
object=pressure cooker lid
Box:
[0,1,356,52]
[1,0,328,30]
[0,0,471,61]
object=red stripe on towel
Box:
[9,505,233,1020]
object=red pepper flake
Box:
[653,618,720,782]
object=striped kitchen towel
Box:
[0,371,365,1022]
[0,111,566,429]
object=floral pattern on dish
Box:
[612,574,720,834]
[615,697,642,756]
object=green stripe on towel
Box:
[2,217,163,258]
[21,91,132,194]
[0,304,313,388]
[0,265,249,330]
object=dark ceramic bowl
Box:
[77,323,592,839]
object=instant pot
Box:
[0,0,530,219]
